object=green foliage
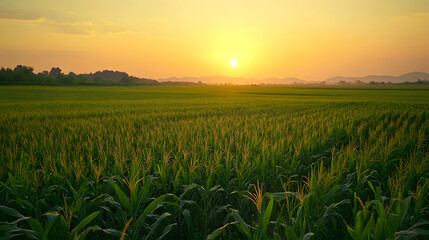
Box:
[207,197,275,240]
[0,86,428,239]
[0,66,158,86]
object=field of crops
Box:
[1,85,428,239]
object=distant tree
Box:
[0,67,14,85]
[49,67,62,78]
[11,65,35,84]
[93,76,103,84]
[0,64,162,86]
[14,65,34,74]
[120,76,132,84]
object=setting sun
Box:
[0,1,428,80]
[0,1,428,239]
[229,59,239,68]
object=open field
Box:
[1,86,429,239]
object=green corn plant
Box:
[177,183,231,238]
[348,190,429,240]
[268,189,314,240]
[207,181,276,240]
[0,205,101,240]
[207,198,275,240]
[347,211,374,240]
[112,181,179,239]
[1,86,429,239]
[347,193,374,240]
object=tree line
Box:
[0,65,203,86]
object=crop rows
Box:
[0,86,428,239]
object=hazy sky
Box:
[0,0,428,80]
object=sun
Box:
[229,59,239,68]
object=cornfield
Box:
[1,85,428,239]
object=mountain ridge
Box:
[324,72,429,84]
[159,72,429,85]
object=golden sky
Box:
[0,0,428,80]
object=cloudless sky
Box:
[0,0,428,80]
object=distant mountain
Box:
[262,77,313,85]
[2,64,428,86]
[397,72,429,82]
[160,72,429,85]
[159,76,255,85]
[324,72,429,84]
[159,81,205,85]
[75,71,429,85]
[158,76,313,85]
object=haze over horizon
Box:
[1,1,428,82]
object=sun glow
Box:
[229,59,239,68]
[0,1,427,80]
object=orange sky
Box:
[0,0,428,81]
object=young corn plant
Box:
[348,184,429,240]
[0,205,101,240]
[207,180,276,240]
[112,180,179,239]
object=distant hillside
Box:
[82,70,158,85]
[324,72,429,84]
[159,81,205,85]
[83,70,128,82]
[158,76,313,85]
[397,72,429,82]
[262,77,313,85]
[161,72,429,85]
[159,76,252,85]
[2,65,428,86]
[0,66,161,86]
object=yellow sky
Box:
[0,0,428,80]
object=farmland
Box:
[1,85,428,239]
